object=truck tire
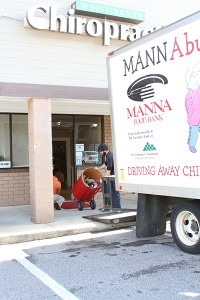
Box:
[171,201,200,254]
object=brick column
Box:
[104,115,112,149]
[28,98,54,223]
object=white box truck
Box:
[107,11,200,254]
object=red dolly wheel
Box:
[78,201,84,211]
[90,200,96,210]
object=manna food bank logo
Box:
[125,73,171,125]
[127,74,168,102]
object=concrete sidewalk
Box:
[0,193,138,245]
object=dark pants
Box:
[103,180,121,209]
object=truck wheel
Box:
[170,201,200,254]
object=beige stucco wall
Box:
[1,0,199,89]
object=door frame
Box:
[52,137,72,187]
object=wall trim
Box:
[0,82,108,101]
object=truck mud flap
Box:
[136,194,168,238]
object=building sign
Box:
[76,144,84,151]
[0,161,11,168]
[76,144,84,166]
[75,0,145,24]
[24,2,160,46]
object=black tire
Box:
[78,201,84,211]
[170,201,200,254]
[90,200,96,210]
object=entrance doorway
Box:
[53,140,68,183]
[52,138,73,199]
[52,114,103,199]
[52,115,74,200]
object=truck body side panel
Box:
[107,11,200,199]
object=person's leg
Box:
[101,180,111,212]
[111,181,121,209]
[54,194,65,209]
[102,180,111,206]
[188,125,199,153]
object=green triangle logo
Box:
[143,142,156,151]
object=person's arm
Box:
[105,169,111,176]
[105,152,113,176]
[97,163,106,170]
[95,165,110,176]
[185,90,194,118]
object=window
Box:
[0,115,10,163]
[12,115,29,167]
[0,114,103,169]
[75,116,102,166]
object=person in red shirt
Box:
[53,171,65,210]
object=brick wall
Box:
[0,169,30,206]
[104,115,113,150]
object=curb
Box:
[0,221,135,245]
